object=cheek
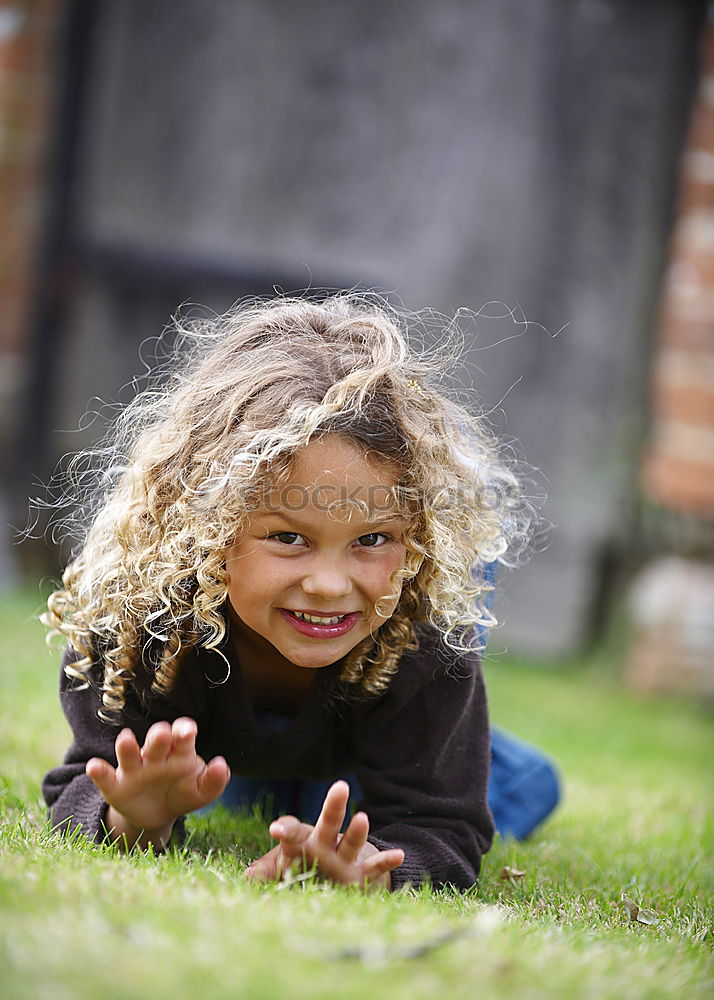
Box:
[225,544,266,609]
[226,540,266,579]
[225,544,243,579]
[372,548,407,598]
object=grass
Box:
[0,586,712,1000]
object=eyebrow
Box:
[257,512,409,530]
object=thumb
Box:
[245,844,282,882]
[196,755,231,801]
[86,757,116,796]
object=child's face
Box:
[225,436,408,670]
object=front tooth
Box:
[296,612,343,624]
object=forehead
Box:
[290,436,398,485]
[259,436,404,521]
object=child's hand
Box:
[244,780,404,890]
[86,717,230,845]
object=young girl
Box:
[42,293,534,891]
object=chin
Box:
[282,637,359,669]
[289,650,346,669]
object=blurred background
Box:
[1,0,712,696]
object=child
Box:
[42,293,535,891]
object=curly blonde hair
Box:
[43,293,532,719]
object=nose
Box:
[301,553,353,601]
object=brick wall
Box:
[629,10,714,697]
[642,18,714,519]
[0,0,60,467]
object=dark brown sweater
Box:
[42,623,494,890]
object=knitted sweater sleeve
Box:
[353,642,494,892]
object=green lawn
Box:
[1,587,711,1000]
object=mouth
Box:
[279,609,361,638]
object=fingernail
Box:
[270,823,284,837]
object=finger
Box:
[196,755,231,801]
[141,721,173,764]
[336,811,369,865]
[314,780,350,848]
[170,717,198,758]
[86,756,117,796]
[363,848,405,883]
[269,815,311,842]
[114,728,142,772]
[269,816,315,863]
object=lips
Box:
[279,608,361,638]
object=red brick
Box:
[0,214,34,257]
[0,158,44,195]
[688,102,714,152]
[642,450,714,516]
[653,377,714,425]
[0,302,31,345]
[0,2,61,74]
[0,295,29,352]
[0,268,30,299]
[0,77,54,126]
[0,63,52,99]
[0,268,32,301]
[677,176,714,214]
[0,40,44,76]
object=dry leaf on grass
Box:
[620,894,660,926]
[500,866,526,883]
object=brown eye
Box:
[270,532,303,545]
[357,533,390,547]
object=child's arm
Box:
[86,717,230,850]
[43,649,229,848]
[349,641,494,891]
[245,780,404,889]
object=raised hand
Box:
[86,717,230,848]
[244,780,404,890]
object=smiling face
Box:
[225,436,408,671]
